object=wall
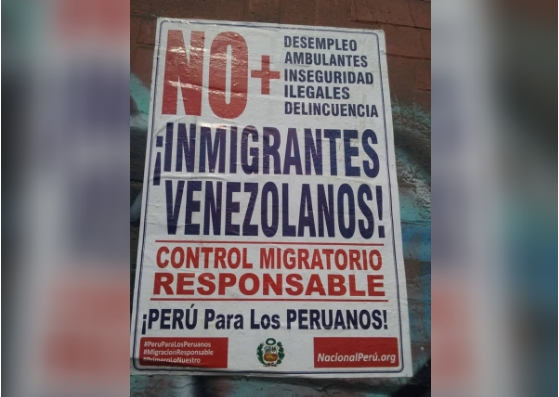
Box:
[130,1,430,395]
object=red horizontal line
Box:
[151,298,389,303]
[155,240,384,247]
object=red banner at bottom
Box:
[314,337,399,368]
[139,337,228,368]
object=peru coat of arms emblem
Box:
[256,338,285,367]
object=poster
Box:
[131,19,412,377]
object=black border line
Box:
[132,19,407,375]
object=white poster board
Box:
[131,19,412,378]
